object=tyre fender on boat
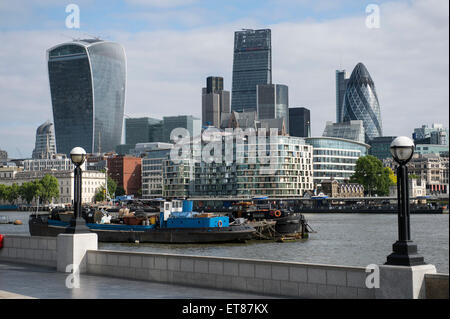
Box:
[274,210,282,217]
[218,220,223,227]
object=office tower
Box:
[413,124,449,145]
[0,149,8,162]
[125,117,162,145]
[368,136,397,160]
[289,107,311,138]
[32,121,57,159]
[163,115,201,142]
[306,137,370,185]
[231,29,272,112]
[202,76,230,128]
[48,39,126,155]
[342,63,382,143]
[336,70,349,123]
[257,84,289,132]
[322,120,365,144]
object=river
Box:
[1,211,448,273]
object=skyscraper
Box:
[257,84,289,133]
[231,29,272,112]
[32,121,57,159]
[289,107,311,138]
[322,120,365,144]
[47,39,126,155]
[163,115,201,142]
[125,117,162,146]
[202,76,230,128]
[342,63,382,143]
[336,70,349,123]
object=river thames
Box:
[1,211,448,273]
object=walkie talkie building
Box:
[47,39,126,155]
[231,29,272,112]
[342,63,382,143]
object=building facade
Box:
[413,124,448,145]
[368,136,397,160]
[320,179,364,198]
[202,76,230,128]
[163,115,201,143]
[23,154,86,171]
[231,29,272,112]
[322,120,365,144]
[384,153,449,195]
[341,63,382,143]
[306,137,370,185]
[289,107,310,138]
[48,39,126,155]
[0,169,105,205]
[141,143,173,199]
[162,133,314,198]
[32,121,57,159]
[107,155,142,196]
[336,70,349,123]
[257,84,289,133]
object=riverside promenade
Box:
[0,234,448,299]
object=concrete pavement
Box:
[0,261,278,299]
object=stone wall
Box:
[0,235,57,267]
[425,273,449,299]
[86,250,375,298]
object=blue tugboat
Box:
[29,200,255,244]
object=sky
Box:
[0,0,448,158]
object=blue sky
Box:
[1,0,394,32]
[0,0,448,158]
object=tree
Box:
[115,186,126,196]
[387,167,397,185]
[5,183,20,204]
[350,155,393,196]
[94,186,107,202]
[0,184,7,202]
[19,181,40,204]
[107,177,117,198]
[38,174,60,204]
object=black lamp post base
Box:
[385,241,426,266]
[69,217,91,234]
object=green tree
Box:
[115,186,126,196]
[0,184,7,202]
[94,186,107,202]
[386,167,397,185]
[19,180,40,204]
[38,174,60,204]
[350,155,393,196]
[5,183,20,204]
[107,177,117,198]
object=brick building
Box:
[107,156,142,196]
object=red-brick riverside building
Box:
[107,156,142,196]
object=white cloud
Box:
[0,0,448,158]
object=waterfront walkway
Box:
[0,261,277,299]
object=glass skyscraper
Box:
[47,39,126,155]
[231,29,272,112]
[32,121,57,159]
[257,84,289,133]
[335,70,349,123]
[289,107,310,138]
[342,63,382,143]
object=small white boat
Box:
[0,215,11,224]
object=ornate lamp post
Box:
[70,147,90,233]
[385,136,425,266]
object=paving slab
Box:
[0,261,278,299]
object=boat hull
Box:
[28,217,255,244]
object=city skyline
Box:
[0,0,448,158]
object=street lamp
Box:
[385,136,425,266]
[70,147,90,233]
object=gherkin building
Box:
[342,63,382,143]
